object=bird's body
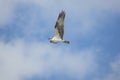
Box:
[49,11,70,44]
[49,37,64,43]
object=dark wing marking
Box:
[54,11,65,39]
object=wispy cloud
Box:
[95,55,120,80]
[0,0,14,26]
[106,55,120,80]
[0,40,98,80]
[0,0,120,80]
[1,0,120,33]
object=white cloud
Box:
[0,0,120,36]
[94,54,120,80]
[0,0,119,80]
[102,55,120,80]
[0,40,98,80]
[0,0,14,26]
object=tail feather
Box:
[64,41,70,44]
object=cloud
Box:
[0,0,14,26]
[94,54,120,80]
[0,40,98,80]
[0,0,120,80]
[102,55,120,80]
[0,0,120,35]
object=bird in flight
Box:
[49,11,70,44]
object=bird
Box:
[49,11,70,44]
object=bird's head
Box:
[48,38,52,40]
[48,38,54,43]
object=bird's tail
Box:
[64,40,70,44]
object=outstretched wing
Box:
[54,11,65,39]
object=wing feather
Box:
[54,11,65,39]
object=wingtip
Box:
[64,41,70,44]
[61,10,65,14]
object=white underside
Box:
[50,36,64,43]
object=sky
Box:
[0,0,120,80]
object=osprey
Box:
[49,11,70,44]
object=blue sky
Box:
[0,0,120,80]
